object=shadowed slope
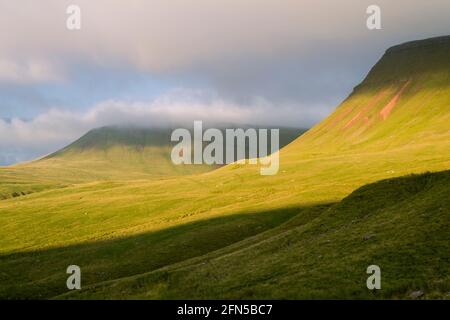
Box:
[60,170,450,299]
[0,205,305,299]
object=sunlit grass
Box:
[0,36,449,299]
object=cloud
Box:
[0,89,329,164]
[1,0,449,122]
[1,0,449,83]
[1,0,450,164]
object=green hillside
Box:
[60,170,450,299]
[0,126,305,199]
[40,126,214,177]
[285,35,450,154]
[0,36,448,299]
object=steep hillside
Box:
[284,35,450,155]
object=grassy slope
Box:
[61,170,450,299]
[0,127,213,199]
[0,36,449,299]
[290,36,450,154]
[0,126,305,199]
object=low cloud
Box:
[0,90,328,165]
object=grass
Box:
[0,139,448,299]
[0,126,305,199]
[59,170,449,299]
[0,35,449,299]
[0,207,300,299]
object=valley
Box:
[0,36,449,300]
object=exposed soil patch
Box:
[342,89,389,129]
[380,80,411,120]
[344,111,362,129]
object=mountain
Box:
[0,125,305,199]
[45,125,305,168]
[285,35,450,154]
[41,126,213,177]
[0,36,449,299]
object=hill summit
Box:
[40,126,210,178]
[286,35,450,155]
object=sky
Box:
[0,0,449,165]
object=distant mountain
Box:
[0,125,305,198]
[46,125,304,160]
[41,125,305,176]
[40,126,203,178]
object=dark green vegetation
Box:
[0,36,449,299]
[0,206,299,299]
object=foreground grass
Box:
[0,142,448,299]
[61,170,450,299]
[0,206,301,299]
